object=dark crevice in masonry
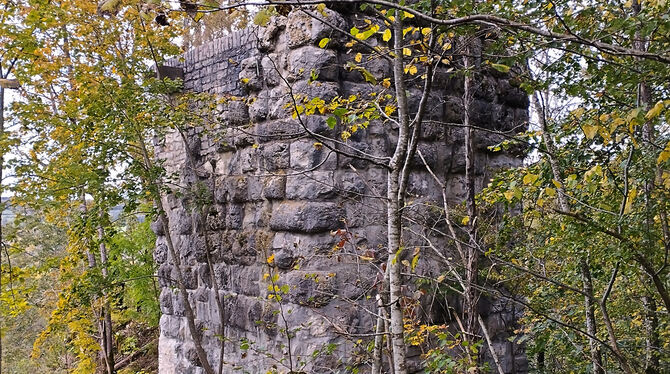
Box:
[155,7,530,374]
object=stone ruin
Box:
[155,7,530,374]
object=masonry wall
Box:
[156,8,530,374]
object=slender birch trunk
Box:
[462,41,480,337]
[384,10,413,374]
[97,224,115,374]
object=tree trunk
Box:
[384,11,413,374]
[462,41,480,337]
[98,225,115,374]
[580,258,603,374]
[0,74,4,374]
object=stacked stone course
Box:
[157,7,529,373]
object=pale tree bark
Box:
[97,224,115,374]
[0,68,5,374]
[385,10,412,374]
[462,40,480,338]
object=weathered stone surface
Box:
[263,175,286,200]
[287,46,338,82]
[239,57,262,92]
[283,271,336,307]
[157,9,529,374]
[269,202,344,233]
[286,171,335,200]
[290,139,337,170]
[286,7,347,49]
[260,142,290,170]
[219,99,249,126]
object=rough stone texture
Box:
[157,8,529,374]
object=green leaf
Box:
[491,63,510,73]
[253,9,271,26]
[99,0,122,12]
[326,116,337,128]
[333,108,348,117]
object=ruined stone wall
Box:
[156,8,529,374]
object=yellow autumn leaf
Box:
[503,190,515,201]
[572,107,586,118]
[461,216,470,225]
[623,187,637,214]
[645,101,664,120]
[582,124,598,139]
[382,29,392,42]
[523,173,539,185]
[658,142,670,164]
[545,187,556,197]
[354,52,362,63]
[403,48,412,56]
[316,2,327,15]
[267,254,275,264]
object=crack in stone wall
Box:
[156,8,530,374]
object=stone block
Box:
[271,231,338,257]
[158,263,174,288]
[226,176,248,203]
[160,288,174,315]
[263,175,286,200]
[267,86,292,120]
[155,241,168,264]
[239,56,262,91]
[171,210,193,235]
[261,142,290,170]
[258,16,286,52]
[261,54,282,86]
[303,115,336,137]
[287,46,338,82]
[219,99,249,126]
[256,119,303,143]
[286,171,335,200]
[282,271,336,307]
[160,314,181,339]
[336,171,366,196]
[292,80,340,103]
[247,176,264,201]
[248,91,269,122]
[269,202,344,233]
[290,139,337,170]
[225,203,244,229]
[151,218,165,236]
[341,55,391,82]
[286,7,346,49]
